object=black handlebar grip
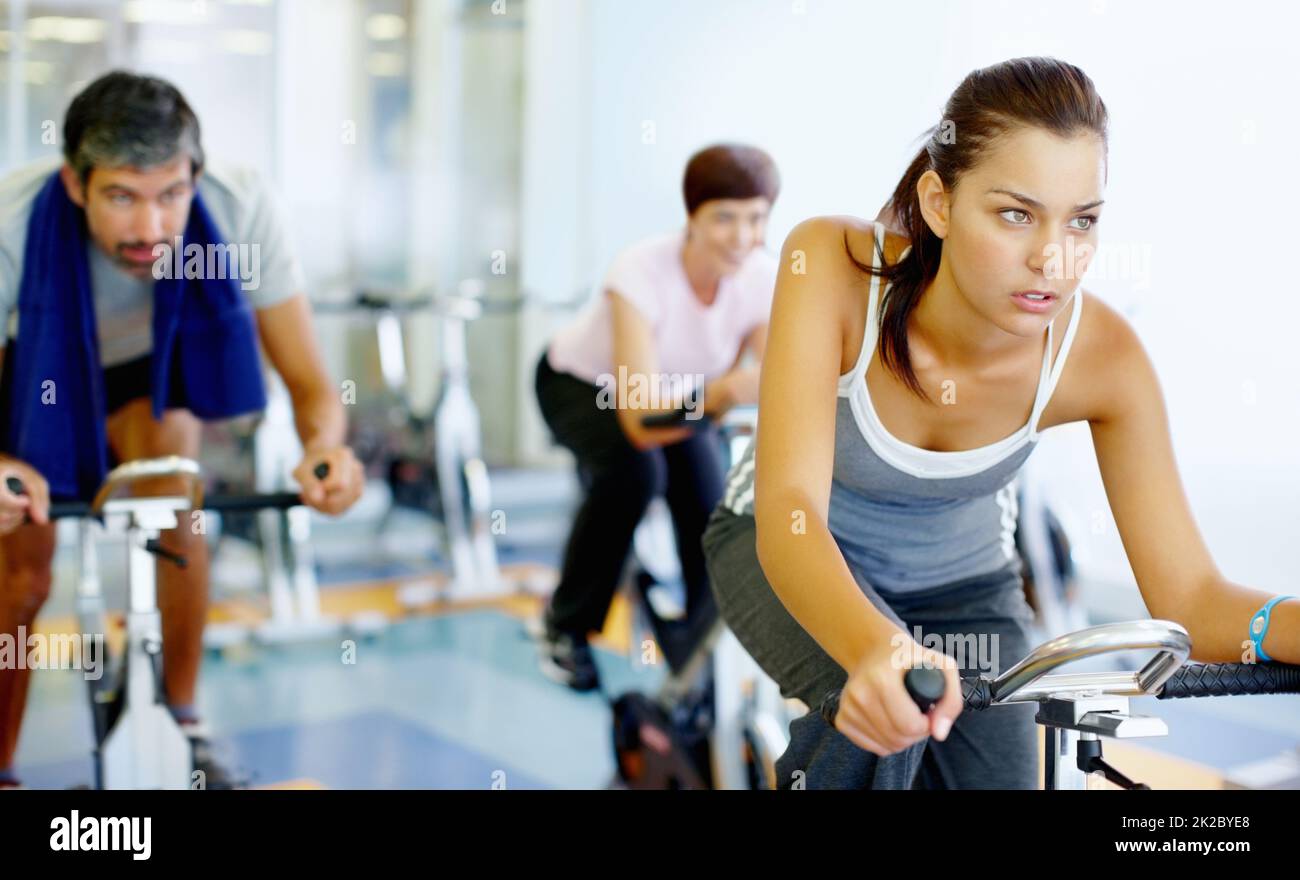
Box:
[11,476,87,521]
[961,674,995,711]
[820,667,952,726]
[313,461,330,480]
[640,403,716,430]
[640,407,689,429]
[1158,661,1300,699]
[903,667,947,714]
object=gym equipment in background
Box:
[316,282,501,603]
[316,282,584,604]
[1014,471,1087,641]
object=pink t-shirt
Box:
[547,230,778,389]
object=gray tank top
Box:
[722,221,1084,594]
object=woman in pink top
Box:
[535,144,781,690]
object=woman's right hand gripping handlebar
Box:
[0,457,50,535]
[833,630,963,757]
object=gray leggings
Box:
[701,506,1039,790]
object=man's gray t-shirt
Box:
[0,156,304,367]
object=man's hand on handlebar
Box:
[0,458,49,535]
[836,632,963,757]
[293,447,364,516]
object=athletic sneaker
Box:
[182,721,253,790]
[538,624,601,692]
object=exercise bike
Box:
[11,455,326,789]
[611,404,792,789]
[317,282,588,603]
[609,459,1154,790]
[820,619,1300,790]
[316,282,508,603]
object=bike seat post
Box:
[89,495,197,789]
[375,310,408,396]
[75,518,104,622]
[105,497,194,722]
[90,457,203,616]
[114,498,188,615]
[86,457,203,789]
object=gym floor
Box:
[12,471,1299,790]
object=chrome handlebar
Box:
[989,620,1191,704]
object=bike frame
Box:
[79,457,204,790]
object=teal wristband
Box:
[1250,595,1295,663]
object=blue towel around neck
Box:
[0,171,268,498]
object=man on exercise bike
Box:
[0,72,365,789]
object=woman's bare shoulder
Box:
[1073,289,1144,365]
[1053,288,1154,425]
[782,214,908,273]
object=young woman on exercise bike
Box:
[702,56,1298,789]
[535,144,780,691]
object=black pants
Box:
[534,351,724,670]
[102,353,158,414]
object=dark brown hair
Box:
[861,56,1108,401]
[682,143,780,215]
[64,71,204,185]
